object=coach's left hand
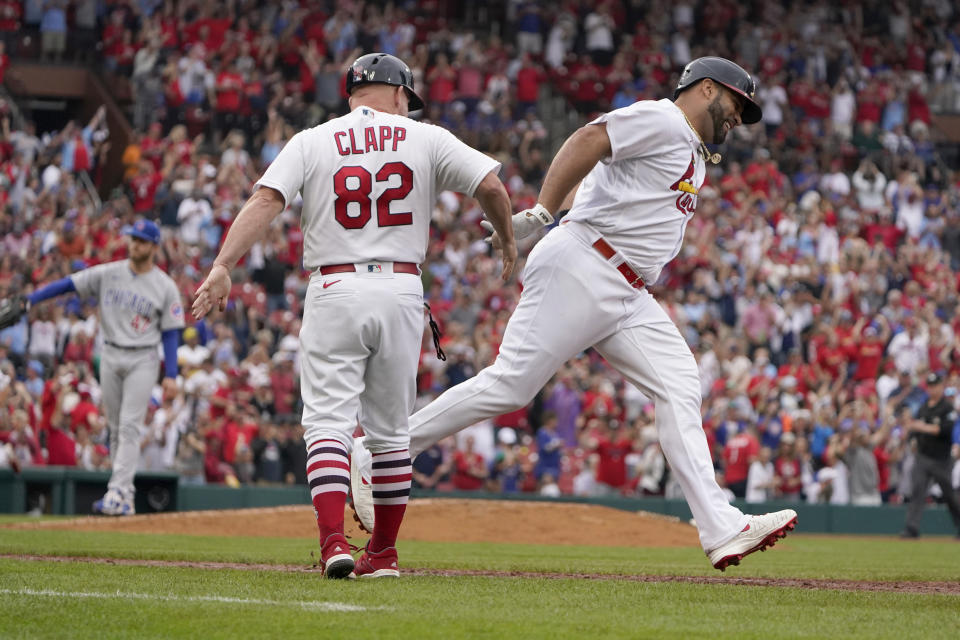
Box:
[192,264,232,318]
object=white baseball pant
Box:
[300,263,424,454]
[407,222,748,551]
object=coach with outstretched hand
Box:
[193,52,515,579]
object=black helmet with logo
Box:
[674,57,762,124]
[345,53,424,111]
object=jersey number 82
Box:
[334,163,413,229]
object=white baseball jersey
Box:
[256,106,500,269]
[564,98,705,284]
[70,260,185,347]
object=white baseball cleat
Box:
[349,436,375,533]
[92,489,135,516]
[706,509,797,571]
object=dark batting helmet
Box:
[674,57,762,124]
[345,53,425,111]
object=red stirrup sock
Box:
[306,440,350,541]
[369,449,412,552]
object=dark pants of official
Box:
[904,453,960,535]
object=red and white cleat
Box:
[707,509,798,571]
[354,544,400,578]
[320,534,356,579]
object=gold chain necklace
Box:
[679,107,722,165]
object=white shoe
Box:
[92,489,135,516]
[706,509,797,571]
[349,436,375,532]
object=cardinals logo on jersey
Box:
[670,154,698,216]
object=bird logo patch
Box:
[670,154,699,216]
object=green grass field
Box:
[1,519,958,639]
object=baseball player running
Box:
[0,219,184,515]
[351,57,797,571]
[192,52,516,579]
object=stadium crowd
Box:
[2,0,960,510]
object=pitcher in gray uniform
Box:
[26,219,185,515]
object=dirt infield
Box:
[7,500,701,548]
[4,555,958,595]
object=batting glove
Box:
[480,203,554,242]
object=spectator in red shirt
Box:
[452,435,487,490]
[0,1,21,46]
[515,54,543,114]
[0,40,8,85]
[108,29,138,76]
[270,355,297,417]
[220,403,259,466]
[128,159,163,214]
[427,53,456,106]
[813,329,848,384]
[213,60,245,139]
[140,122,166,170]
[906,87,931,125]
[773,432,803,501]
[723,427,760,498]
[852,316,891,381]
[806,81,831,125]
[856,82,883,124]
[591,419,634,493]
[788,74,813,119]
[777,349,815,396]
[68,389,99,434]
[743,149,785,197]
[571,55,602,115]
[454,54,484,115]
[63,331,94,367]
[863,208,903,252]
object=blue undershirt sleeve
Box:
[161,329,180,379]
[27,277,77,305]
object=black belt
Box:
[106,341,152,350]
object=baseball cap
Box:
[183,326,198,341]
[123,219,161,244]
[926,372,943,385]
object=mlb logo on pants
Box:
[368,264,383,273]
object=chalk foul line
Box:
[0,587,380,612]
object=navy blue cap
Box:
[123,219,161,244]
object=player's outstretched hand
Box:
[498,238,518,282]
[192,264,232,319]
[161,377,179,400]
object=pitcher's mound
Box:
[14,499,700,548]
